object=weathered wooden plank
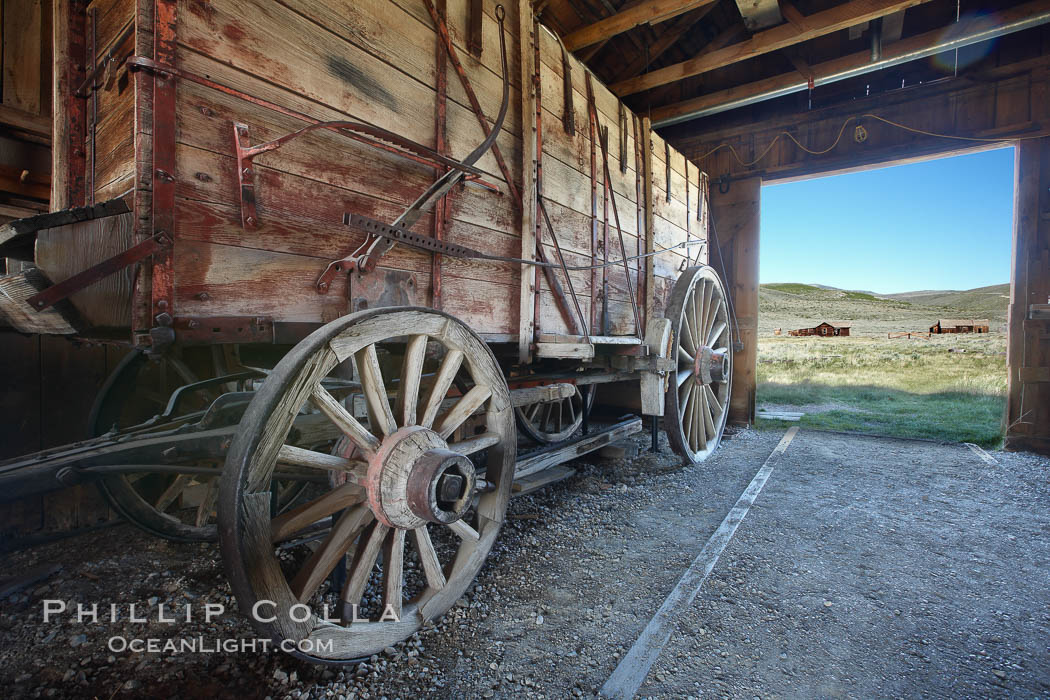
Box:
[3,0,43,114]
[34,212,136,329]
[519,3,537,363]
[177,0,522,173]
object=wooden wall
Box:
[0,0,120,540]
[663,62,1050,449]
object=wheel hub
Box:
[365,426,476,529]
[695,346,730,384]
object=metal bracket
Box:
[618,101,628,173]
[173,316,275,344]
[561,45,575,135]
[467,0,484,57]
[665,142,671,203]
[26,233,169,312]
[231,121,495,230]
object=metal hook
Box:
[494,4,505,21]
[716,175,730,195]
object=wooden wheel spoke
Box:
[395,334,428,427]
[700,280,715,341]
[277,444,367,477]
[688,385,701,453]
[695,388,709,451]
[692,280,706,349]
[436,384,491,440]
[155,474,191,512]
[700,387,716,443]
[310,385,380,454]
[678,375,693,415]
[413,526,446,590]
[526,402,541,421]
[676,368,692,388]
[355,344,397,437]
[566,397,576,424]
[707,319,727,348]
[678,345,695,365]
[705,383,724,416]
[290,504,372,602]
[271,481,364,542]
[681,302,697,354]
[382,528,406,619]
[452,432,501,455]
[448,519,480,542]
[420,350,464,429]
[195,478,219,528]
[341,520,390,613]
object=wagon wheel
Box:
[90,348,307,542]
[514,384,594,444]
[664,265,733,464]
[219,307,515,663]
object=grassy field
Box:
[756,284,1008,446]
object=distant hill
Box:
[880,283,1010,313]
[758,282,1009,336]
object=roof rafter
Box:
[611,0,935,96]
[649,0,1048,125]
[563,0,718,51]
[615,3,719,79]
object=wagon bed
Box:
[0,0,734,666]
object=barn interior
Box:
[0,0,1048,696]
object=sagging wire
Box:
[696,113,1046,169]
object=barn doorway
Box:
[753,146,1015,446]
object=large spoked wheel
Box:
[219,307,515,663]
[91,349,228,541]
[91,348,308,542]
[664,265,733,464]
[514,384,593,444]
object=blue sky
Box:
[760,146,1014,294]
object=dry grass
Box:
[756,333,1007,446]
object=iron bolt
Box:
[187,319,199,329]
[242,167,253,177]
[157,299,168,310]
[195,292,210,301]
[245,216,256,226]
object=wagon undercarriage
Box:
[0,0,734,663]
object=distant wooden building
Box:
[788,322,851,337]
[930,319,990,334]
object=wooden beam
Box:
[648,2,1030,124]
[615,4,717,79]
[611,0,934,96]
[562,0,717,52]
[0,104,51,139]
[519,4,538,364]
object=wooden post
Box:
[1004,136,1050,455]
[710,176,760,426]
[50,0,85,211]
[517,1,537,364]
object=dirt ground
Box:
[1,428,1048,699]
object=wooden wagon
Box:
[0,0,734,662]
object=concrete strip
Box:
[601,426,800,699]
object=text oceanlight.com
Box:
[107,636,334,654]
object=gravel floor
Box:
[0,428,1047,699]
